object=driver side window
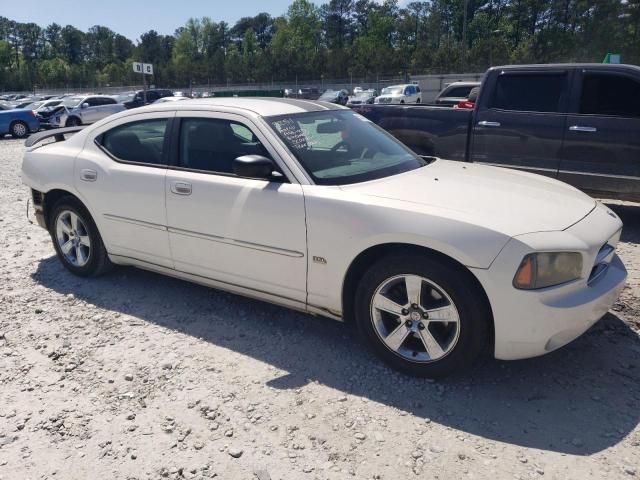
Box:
[178,118,271,175]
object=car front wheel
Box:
[355,254,490,377]
[65,117,81,127]
[49,197,112,277]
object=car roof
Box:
[491,63,640,73]
[141,97,347,117]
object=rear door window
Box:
[580,73,640,118]
[101,119,168,165]
[490,73,568,113]
[446,86,474,98]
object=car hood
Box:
[340,159,596,237]
[377,94,402,99]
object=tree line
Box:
[1,0,639,92]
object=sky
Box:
[0,0,297,41]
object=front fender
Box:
[303,186,510,313]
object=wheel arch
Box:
[341,242,494,347]
[43,189,86,230]
[9,119,28,134]
[65,115,82,126]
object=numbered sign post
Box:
[132,62,154,104]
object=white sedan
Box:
[21,98,627,377]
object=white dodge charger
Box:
[21,98,627,377]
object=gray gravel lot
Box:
[1,136,639,480]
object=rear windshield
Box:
[266,110,425,185]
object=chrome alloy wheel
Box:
[370,274,460,362]
[55,210,91,267]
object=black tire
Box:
[400,100,405,104]
[354,253,490,378]
[416,98,421,104]
[49,196,112,277]
[65,117,81,127]
[10,121,29,139]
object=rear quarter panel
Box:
[21,140,82,197]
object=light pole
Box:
[462,0,469,72]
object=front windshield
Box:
[267,110,425,185]
[381,87,403,95]
[62,97,84,108]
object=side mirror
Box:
[233,155,278,180]
[81,103,89,109]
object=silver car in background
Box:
[45,95,126,128]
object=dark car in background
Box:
[285,87,321,100]
[434,81,481,107]
[318,89,349,105]
[123,89,174,109]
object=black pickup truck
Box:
[356,63,640,202]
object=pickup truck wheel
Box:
[10,121,28,139]
[49,197,112,277]
[355,254,489,377]
[65,117,81,127]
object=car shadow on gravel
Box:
[33,256,640,456]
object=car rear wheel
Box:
[10,121,28,139]
[65,117,81,127]
[49,197,112,277]
[355,254,490,377]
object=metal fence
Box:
[4,72,485,102]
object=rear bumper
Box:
[472,203,627,360]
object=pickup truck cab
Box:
[358,64,640,202]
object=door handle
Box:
[569,125,597,133]
[80,169,97,182]
[170,181,192,195]
[477,121,501,127]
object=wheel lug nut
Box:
[406,320,413,327]
[401,309,409,315]
[418,322,425,330]
[411,304,418,309]
[423,312,429,319]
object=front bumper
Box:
[473,203,627,360]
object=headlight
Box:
[513,252,583,290]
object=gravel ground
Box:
[1,136,639,480]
